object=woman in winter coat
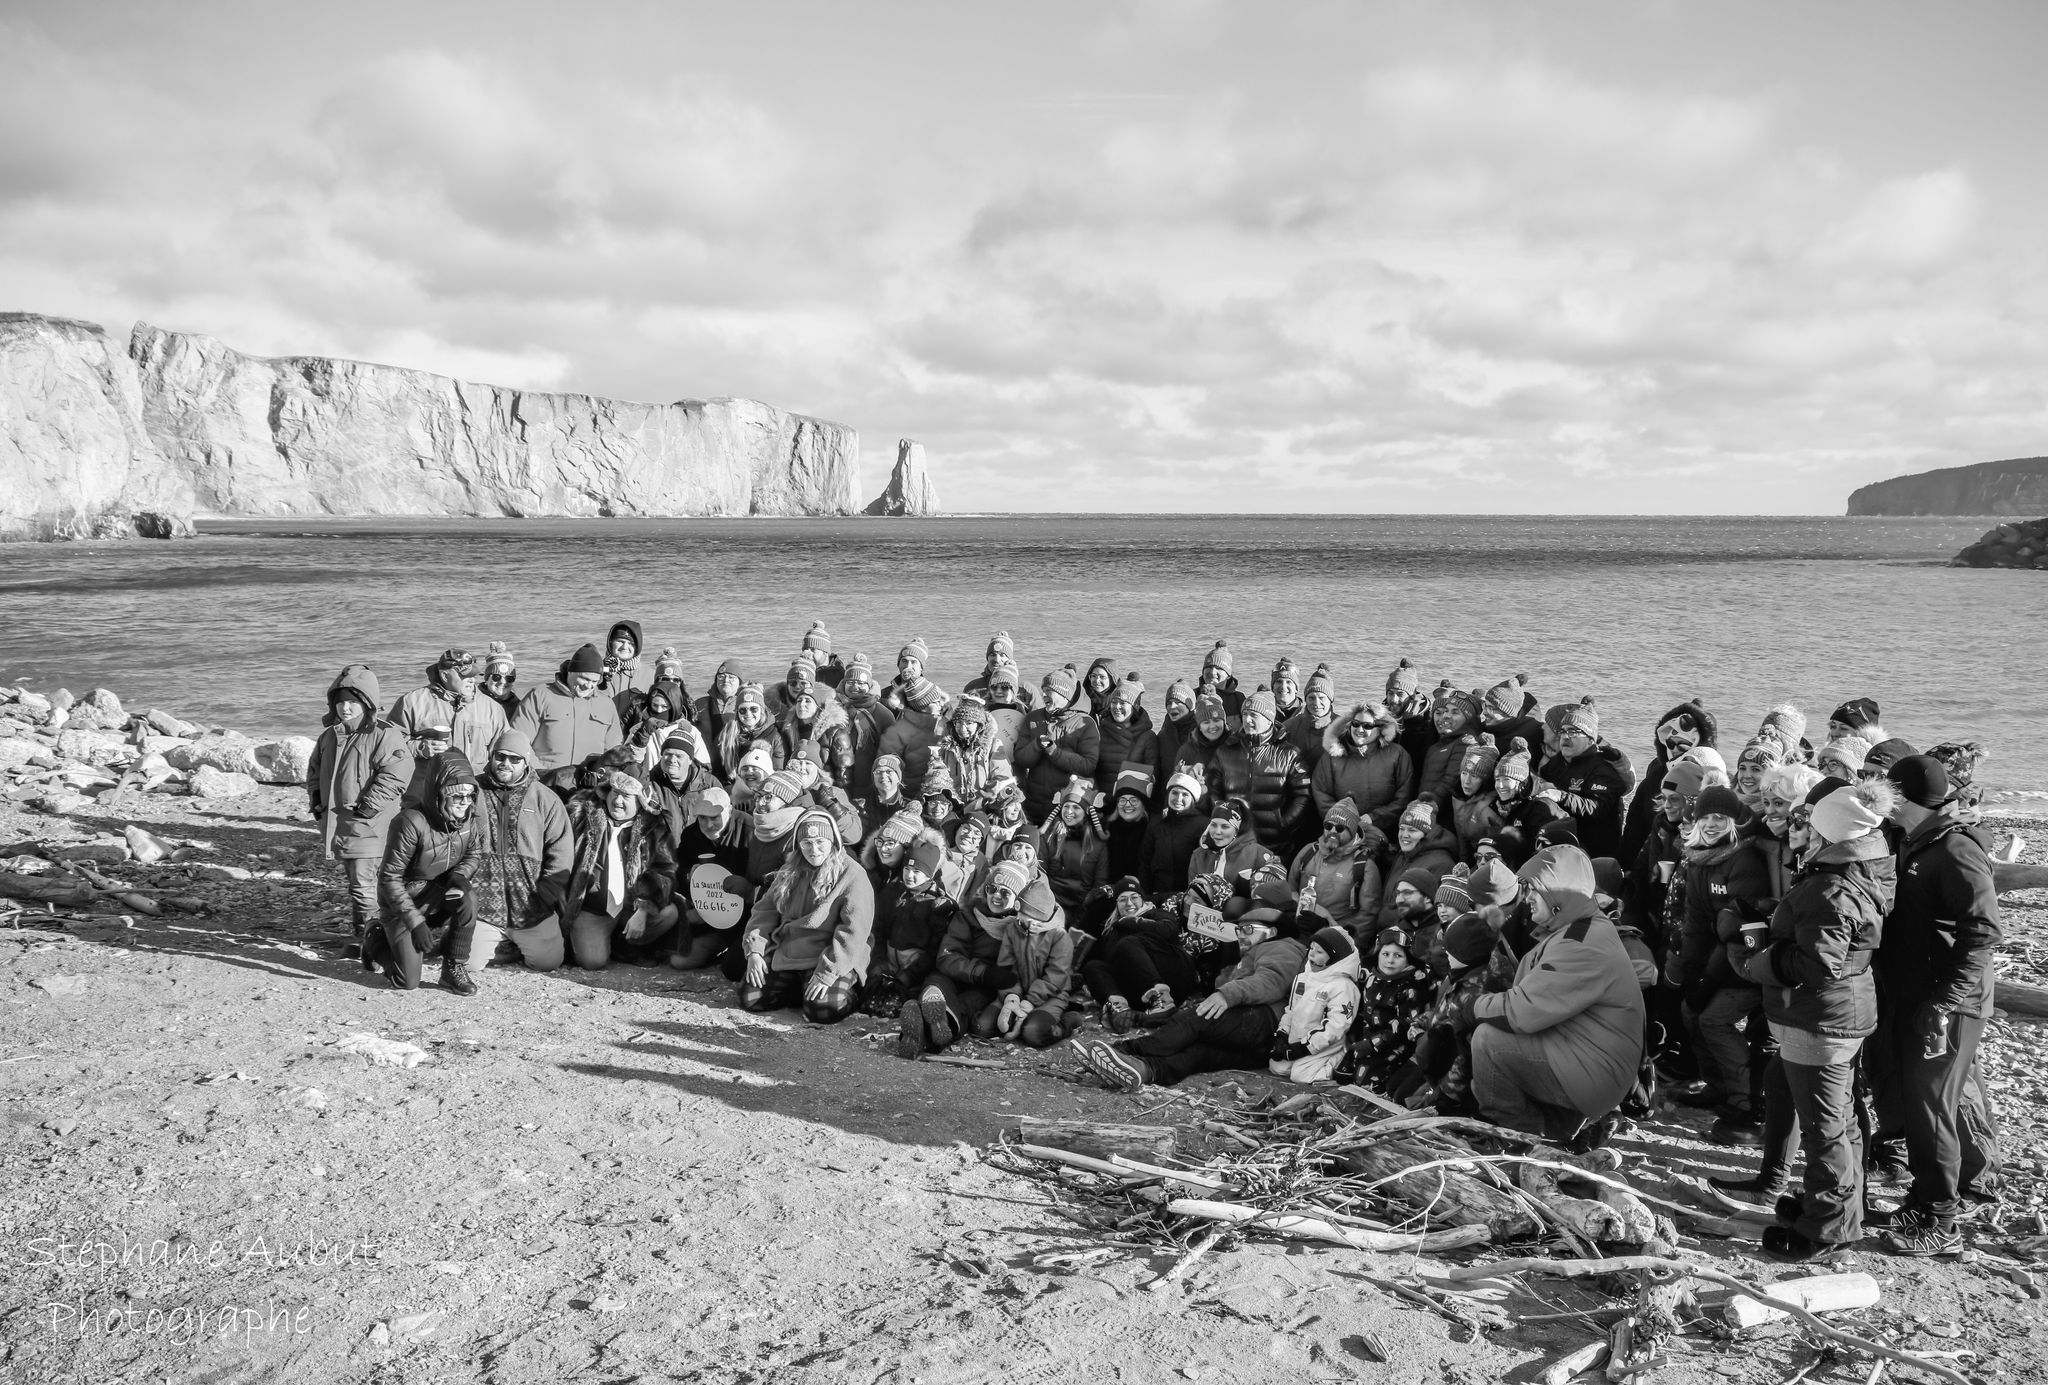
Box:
[1041,776,1111,923]
[480,642,520,716]
[1142,771,1212,896]
[1280,664,1338,771]
[833,653,896,807]
[1377,801,1458,928]
[1451,741,1504,862]
[1285,799,1386,945]
[1153,679,1200,798]
[1415,687,1486,819]
[1731,782,1895,1259]
[866,838,955,1022]
[975,858,1080,1049]
[911,850,1063,1054]
[1621,700,1719,862]
[875,676,948,786]
[1014,667,1101,823]
[741,808,874,1024]
[1082,879,1199,1030]
[1269,926,1363,1083]
[561,767,673,970]
[1079,656,1121,719]
[1186,796,1275,887]
[1210,689,1313,858]
[976,659,1031,765]
[371,750,483,993]
[1092,674,1158,798]
[936,695,1002,814]
[1312,702,1415,837]
[779,676,855,789]
[717,684,786,784]
[1194,641,1245,729]
[1102,768,1155,884]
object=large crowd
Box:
[307,620,2003,1265]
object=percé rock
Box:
[128,322,861,521]
[0,314,198,541]
[863,438,941,516]
[1952,517,2048,570]
[1848,457,2048,516]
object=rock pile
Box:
[0,683,313,817]
[1951,517,2048,569]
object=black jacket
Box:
[1882,816,2000,1018]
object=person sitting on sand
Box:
[561,767,674,969]
[662,784,753,976]
[371,750,483,994]
[740,808,873,1024]
[972,858,1081,1050]
[309,663,411,952]
[1268,926,1362,1085]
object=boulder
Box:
[12,691,53,724]
[0,313,197,540]
[253,736,317,785]
[0,718,31,740]
[144,708,199,738]
[165,732,262,777]
[1951,515,2048,570]
[51,688,75,712]
[55,728,133,767]
[188,764,258,800]
[61,688,126,731]
[863,438,941,516]
[0,736,41,770]
[137,734,185,757]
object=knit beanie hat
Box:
[920,762,957,798]
[1111,874,1145,902]
[1165,677,1197,709]
[484,641,516,674]
[1887,754,1952,809]
[1212,794,1250,824]
[845,651,874,681]
[1481,673,1530,725]
[1202,640,1233,677]
[1495,737,1533,782]
[801,621,831,654]
[1818,735,1870,777]
[1466,858,1519,910]
[1557,699,1599,739]
[1243,688,1277,724]
[786,660,816,692]
[907,838,944,874]
[903,677,947,713]
[1322,798,1363,834]
[1194,689,1226,722]
[736,742,775,781]
[1735,736,1785,774]
[1680,746,1730,782]
[872,752,904,782]
[1863,737,1918,774]
[1384,658,1420,701]
[1165,768,1205,802]
[1536,819,1580,851]
[605,621,641,657]
[651,647,685,682]
[1310,926,1356,964]
[1442,911,1497,968]
[951,693,989,727]
[736,681,766,711]
[988,859,1030,896]
[566,643,605,675]
[1435,876,1473,913]
[1273,656,1302,687]
[1398,799,1437,832]
[878,809,925,844]
[1805,775,1850,807]
[986,657,1021,690]
[1304,663,1334,699]
[900,636,930,668]
[1760,704,1808,746]
[1663,758,1707,796]
[1693,786,1752,825]
[659,727,696,755]
[715,657,745,682]
[1831,698,1881,733]
[758,769,805,807]
[1434,685,1481,725]
[1113,766,1155,802]
[987,630,1015,662]
[1811,784,1888,843]
[1111,673,1145,705]
[1396,865,1441,900]
[795,809,837,845]
[1460,742,1502,779]
[1042,665,1079,703]
[490,728,535,761]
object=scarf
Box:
[595,814,630,915]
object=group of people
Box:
[307,622,2004,1264]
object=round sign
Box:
[687,862,745,929]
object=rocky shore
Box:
[7,680,2048,1383]
[1951,517,2048,570]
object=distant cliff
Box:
[1,312,868,539]
[1847,457,2048,516]
[863,438,941,516]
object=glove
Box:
[1286,1041,1310,1061]
[984,965,1019,990]
[998,994,1029,1037]
[410,923,433,956]
[722,875,751,897]
[1453,990,1480,1029]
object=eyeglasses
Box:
[485,674,513,686]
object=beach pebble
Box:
[187,764,258,799]
[125,824,171,863]
[254,736,317,785]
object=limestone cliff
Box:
[0,314,196,540]
[129,323,861,521]
[1847,457,2048,516]
[863,438,941,517]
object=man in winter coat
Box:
[1286,798,1385,943]
[875,675,948,786]
[1469,846,1647,1141]
[371,751,483,994]
[1869,756,2004,1256]
[1013,667,1101,824]
[1536,703,1630,860]
[1093,673,1158,798]
[1479,673,1547,760]
[468,729,574,972]
[309,664,411,947]
[1079,908,1308,1089]
[391,649,507,776]
[1312,702,1415,837]
[1209,688,1312,857]
[512,644,624,794]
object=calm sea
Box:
[2,515,2042,799]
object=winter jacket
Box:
[1882,815,2001,1020]
[1271,949,1362,1083]
[1012,708,1101,824]
[938,874,1061,988]
[1415,732,1483,820]
[561,796,665,921]
[743,847,874,983]
[1208,729,1312,856]
[836,689,896,804]
[1154,711,1199,801]
[937,724,1004,813]
[377,754,482,930]
[1678,836,1774,1005]
[643,760,715,846]
[744,786,863,885]
[1212,934,1310,1022]
[780,697,856,788]
[1142,807,1210,896]
[512,679,625,789]
[1471,892,1646,1118]
[874,707,942,787]
[1492,791,1570,870]
[1353,963,1435,1087]
[1737,834,1893,1040]
[995,919,1076,1018]
[308,664,411,861]
[873,877,954,960]
[1311,729,1415,836]
[1286,830,1387,941]
[1104,811,1151,885]
[1411,938,1519,1108]
[666,816,755,934]
[1280,707,1335,773]
[1536,748,1630,860]
[1622,812,1685,944]
[694,693,739,777]
[1453,790,1506,864]
[1376,825,1459,930]
[474,770,574,929]
[1043,819,1110,918]
[1620,707,1721,864]
[1093,706,1159,798]
[391,679,509,778]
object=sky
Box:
[4,0,2045,513]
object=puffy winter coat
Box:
[1415,732,1483,820]
[1154,712,1200,800]
[995,919,1076,1018]
[512,678,624,789]
[1043,819,1110,917]
[308,664,411,861]
[1453,790,1506,863]
[1208,730,1312,856]
[1212,934,1310,1022]
[377,754,483,930]
[1678,836,1775,1004]
[1737,834,1892,1040]
[1286,830,1387,941]
[937,724,1004,813]
[1280,707,1335,772]
[1311,728,1414,836]
[1012,708,1101,824]
[1537,745,1633,860]
[938,873,1062,988]
[1093,706,1160,797]
[1377,825,1459,929]
[875,707,942,786]
[781,698,856,788]
[1354,963,1435,1086]
[836,690,896,804]
[1141,807,1210,896]
[391,678,508,779]
[1883,816,2001,1019]
[1271,949,1362,1083]
[1187,826,1276,888]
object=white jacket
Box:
[1270,949,1362,1083]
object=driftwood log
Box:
[1995,862,2048,895]
[0,871,94,910]
[1015,1118,1176,1162]
[1337,1136,1542,1240]
[1994,977,2048,1020]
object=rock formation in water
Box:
[1951,517,2048,570]
[0,311,876,538]
[0,314,197,541]
[863,438,941,516]
[1847,457,2048,516]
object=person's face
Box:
[874,766,901,798]
[1695,813,1736,844]
[1207,814,1239,843]
[715,672,739,699]
[875,838,905,866]
[1197,712,1227,739]
[738,763,767,790]
[454,672,480,700]
[997,798,1023,827]
[900,654,923,680]
[987,678,1016,704]
[1243,710,1273,738]
[1086,669,1111,695]
[1166,786,1194,814]
[1525,890,1554,928]
[1275,675,1299,705]
[1818,749,1854,780]
[1828,718,1856,743]
[1166,693,1194,721]
[1378,944,1409,976]
[488,749,527,786]
[1108,692,1134,722]
[1397,825,1423,853]
[1433,704,1461,735]
[1115,795,1145,821]
[1395,883,1427,915]
[609,635,637,662]
[795,692,820,720]
[659,749,691,782]
[1659,787,1690,822]
[1436,900,1460,926]
[798,832,833,867]
[1474,841,1502,865]
[1200,666,1224,689]
[986,884,1017,911]
[1460,767,1486,796]
[334,694,368,728]
[696,807,727,835]
[1321,821,1355,853]
[952,714,978,741]
[923,796,951,825]
[570,672,602,699]
[442,783,477,824]
[1060,801,1085,827]
[1234,920,1274,949]
[1116,890,1145,918]
[606,788,639,821]
[1306,942,1330,970]
[1736,760,1766,795]
[1558,728,1594,758]
[484,668,515,697]
[416,733,450,760]
[955,825,984,856]
[647,691,674,722]
[1306,690,1331,720]
[1495,771,1526,801]
[842,669,873,698]
[1005,842,1038,873]
[736,703,765,732]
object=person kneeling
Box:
[739,809,872,1023]
[370,752,483,994]
[975,859,1081,1049]
[1269,927,1361,1084]
[1076,908,1306,1090]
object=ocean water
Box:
[3,514,2043,798]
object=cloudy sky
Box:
[5,0,2044,513]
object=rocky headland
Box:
[862,438,941,517]
[2,313,943,540]
[1848,456,2048,516]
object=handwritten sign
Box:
[1185,902,1236,942]
[688,863,745,929]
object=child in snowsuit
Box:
[1349,927,1435,1089]
[1269,927,1363,1083]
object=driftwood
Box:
[1015,1117,1175,1162]
[1994,861,2048,895]
[1724,1271,1880,1328]
[1337,1136,1542,1240]
[0,871,94,910]
[1994,977,2048,1020]
[1164,1198,1490,1254]
[1538,1341,1608,1385]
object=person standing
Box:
[1014,668,1100,824]
[1537,702,1629,859]
[1869,756,2003,1256]
[308,664,411,952]
[511,644,624,794]
[392,649,507,775]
